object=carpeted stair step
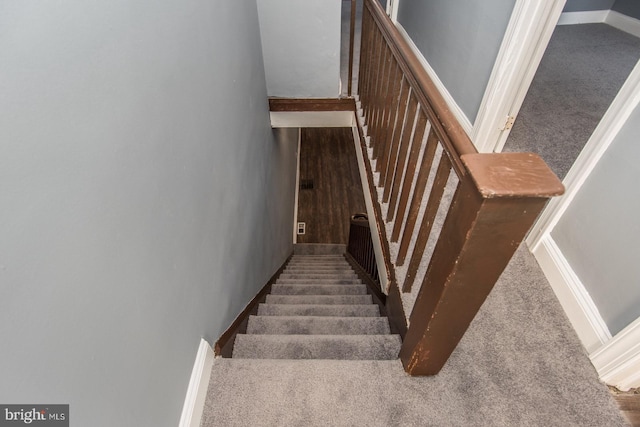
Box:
[278,273,359,280]
[265,294,373,305]
[286,260,351,266]
[276,278,362,285]
[257,303,379,317]
[232,334,401,360]
[284,267,355,274]
[293,243,346,255]
[245,316,391,335]
[270,284,367,295]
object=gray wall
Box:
[397,0,516,123]
[552,102,640,336]
[613,0,640,20]
[257,0,341,97]
[563,0,616,12]
[0,1,298,426]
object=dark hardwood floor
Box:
[297,127,366,244]
[613,390,640,426]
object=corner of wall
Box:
[590,316,640,391]
[606,10,640,38]
[557,10,609,25]
[529,235,611,354]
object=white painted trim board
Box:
[179,338,215,427]
[473,0,566,153]
[351,111,389,293]
[591,316,640,391]
[527,59,640,249]
[531,235,640,390]
[557,10,609,25]
[530,236,611,354]
[270,111,354,128]
[558,10,640,39]
[606,10,640,39]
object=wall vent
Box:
[300,179,314,190]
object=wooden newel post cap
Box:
[460,153,565,199]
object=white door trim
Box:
[472,0,566,153]
[388,0,400,23]
[526,59,640,250]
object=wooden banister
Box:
[362,0,476,173]
[346,213,380,285]
[400,153,563,374]
[353,0,565,375]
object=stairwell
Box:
[232,245,401,361]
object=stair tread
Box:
[246,315,391,335]
[258,303,379,317]
[232,334,401,360]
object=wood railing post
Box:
[400,153,564,375]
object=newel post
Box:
[399,153,564,375]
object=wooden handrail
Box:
[354,0,565,375]
[363,0,476,173]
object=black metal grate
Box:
[300,179,314,190]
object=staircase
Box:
[231,245,401,361]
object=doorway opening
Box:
[502,23,640,180]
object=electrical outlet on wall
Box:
[297,222,306,235]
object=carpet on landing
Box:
[200,246,625,426]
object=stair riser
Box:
[232,335,401,360]
[257,304,379,317]
[276,280,362,286]
[246,316,391,335]
[270,285,368,295]
[283,269,355,274]
[265,295,373,305]
[279,274,359,279]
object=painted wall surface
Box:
[257,0,341,97]
[563,0,615,12]
[613,0,640,20]
[0,1,298,426]
[552,102,640,336]
[397,0,517,123]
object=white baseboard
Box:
[530,236,611,354]
[558,10,640,39]
[606,10,640,39]
[557,10,608,25]
[591,316,640,391]
[394,23,474,137]
[270,111,354,128]
[179,338,215,427]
